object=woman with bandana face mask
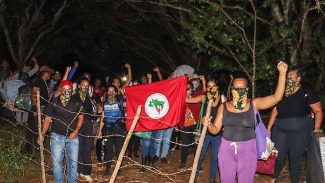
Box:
[186,78,223,183]
[98,85,125,178]
[76,77,94,182]
[267,67,323,183]
[202,61,288,183]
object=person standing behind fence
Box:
[203,61,288,183]
[76,77,94,182]
[38,80,84,183]
[186,77,222,183]
[98,85,125,178]
[178,82,197,169]
[267,66,323,183]
[25,66,53,155]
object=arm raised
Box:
[254,61,287,110]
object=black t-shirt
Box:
[79,96,94,136]
[44,95,84,136]
[32,78,49,107]
[277,86,319,119]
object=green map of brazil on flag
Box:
[125,76,187,132]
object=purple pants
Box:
[218,138,257,183]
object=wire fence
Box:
[0,93,206,183]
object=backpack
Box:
[14,84,32,110]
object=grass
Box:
[0,120,46,183]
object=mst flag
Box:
[125,76,187,132]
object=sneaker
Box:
[209,178,217,183]
[81,174,93,182]
[161,157,168,164]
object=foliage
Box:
[0,0,69,67]
[182,0,325,96]
[0,130,27,182]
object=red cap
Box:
[59,80,73,89]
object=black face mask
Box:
[231,87,248,110]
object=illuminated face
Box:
[61,85,72,96]
[44,72,51,81]
[107,86,117,96]
[233,78,247,89]
[53,72,61,81]
[112,78,121,89]
[287,71,301,84]
[191,79,200,89]
[79,80,90,91]
[207,81,217,90]
[231,78,249,110]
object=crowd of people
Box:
[0,57,323,183]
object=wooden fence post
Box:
[36,88,46,183]
[109,105,142,183]
[189,99,213,183]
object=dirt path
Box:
[27,148,293,183]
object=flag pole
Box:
[189,99,213,183]
[109,105,142,183]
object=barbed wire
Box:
[2,91,274,183]
[0,113,200,183]
[10,94,203,139]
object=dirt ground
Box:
[26,147,294,183]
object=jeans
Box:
[155,127,174,158]
[51,132,79,183]
[141,138,157,158]
[196,133,221,179]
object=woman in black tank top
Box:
[203,61,288,183]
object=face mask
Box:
[231,88,248,110]
[285,78,300,97]
[79,87,89,102]
[207,86,218,100]
[60,89,72,106]
[108,95,117,105]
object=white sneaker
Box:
[82,175,94,182]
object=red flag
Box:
[125,76,187,132]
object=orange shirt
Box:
[184,105,196,127]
